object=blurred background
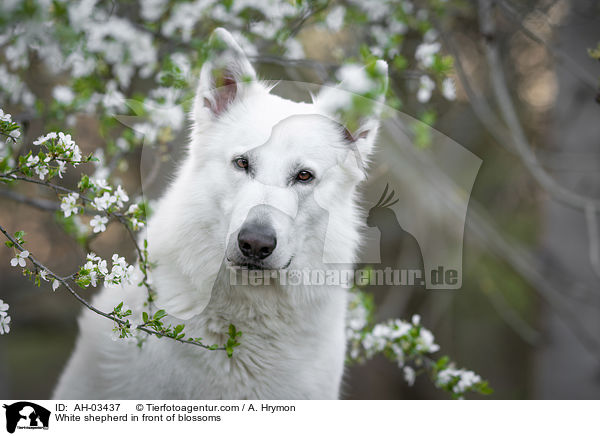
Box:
[1,0,599,399]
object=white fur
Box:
[53,29,386,400]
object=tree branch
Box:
[584,203,600,280]
[0,222,224,351]
[1,171,154,300]
[0,188,61,212]
[496,0,597,90]
[477,0,600,211]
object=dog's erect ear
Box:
[194,28,257,125]
[316,60,388,160]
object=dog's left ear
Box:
[194,28,257,126]
[316,60,388,161]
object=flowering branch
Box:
[0,117,241,357]
[0,222,238,352]
[346,288,492,399]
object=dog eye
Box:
[296,170,314,182]
[234,158,249,170]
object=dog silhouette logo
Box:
[3,402,50,433]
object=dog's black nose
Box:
[238,223,277,260]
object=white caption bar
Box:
[0,400,597,435]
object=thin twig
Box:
[497,0,597,90]
[482,284,542,346]
[443,10,600,289]
[477,0,600,211]
[1,169,155,300]
[0,174,74,194]
[584,203,600,280]
[0,188,61,211]
[0,222,224,351]
[475,0,600,361]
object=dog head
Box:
[192,28,388,270]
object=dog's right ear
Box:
[316,60,388,165]
[193,28,257,126]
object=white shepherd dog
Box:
[54,28,387,399]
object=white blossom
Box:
[0,300,9,335]
[10,250,29,267]
[61,192,80,217]
[33,132,57,146]
[93,178,111,191]
[416,9,429,21]
[389,19,408,36]
[326,6,346,32]
[90,215,108,233]
[417,75,435,103]
[415,42,441,68]
[80,253,135,288]
[415,327,440,353]
[104,254,135,287]
[57,132,82,163]
[337,64,375,95]
[65,51,96,78]
[110,328,121,341]
[141,0,168,21]
[57,160,67,178]
[53,85,75,105]
[403,366,416,386]
[284,38,305,60]
[402,1,414,13]
[0,108,12,122]
[115,137,129,151]
[0,65,35,107]
[101,81,126,113]
[87,252,101,262]
[437,368,482,396]
[162,0,216,43]
[0,315,10,334]
[114,185,129,206]
[0,299,8,317]
[89,270,98,287]
[390,319,411,338]
[442,77,457,101]
[130,218,144,231]
[92,192,116,211]
[127,204,139,215]
[52,279,60,291]
[34,164,49,180]
[143,87,185,133]
[97,259,109,275]
[26,155,40,167]
[349,0,390,21]
[424,28,439,43]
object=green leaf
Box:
[477,381,494,395]
[78,174,91,191]
[588,43,600,61]
[153,309,167,320]
[435,355,450,371]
